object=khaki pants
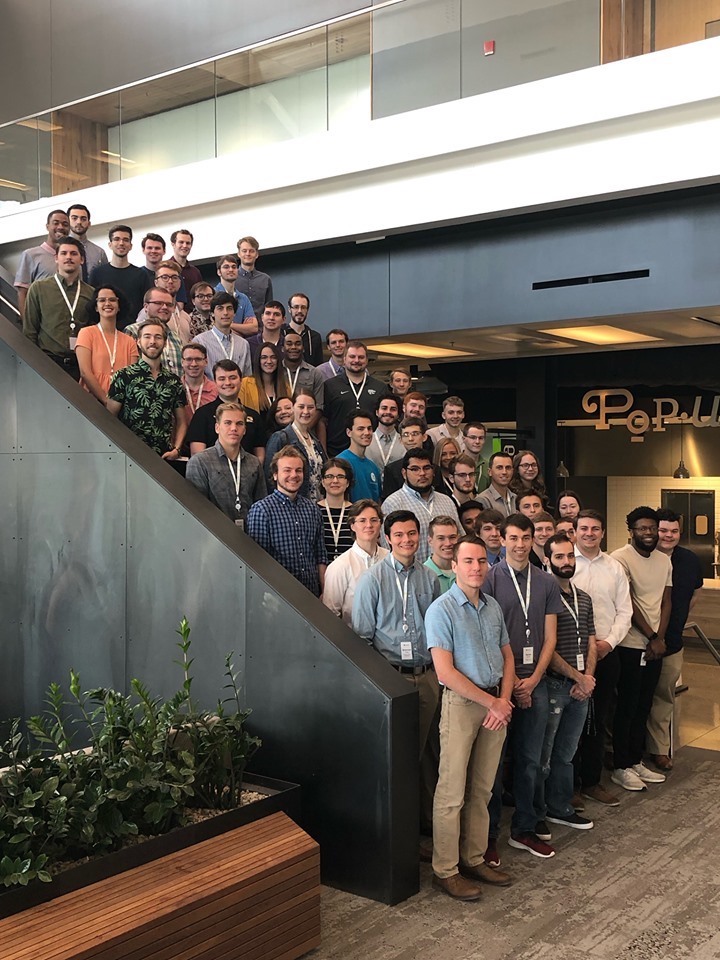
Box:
[646,649,683,755]
[432,690,506,878]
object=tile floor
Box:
[675,644,720,752]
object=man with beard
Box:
[15,209,70,317]
[537,535,596,837]
[107,320,186,458]
[381,449,460,563]
[286,292,323,367]
[367,394,403,474]
[610,507,672,792]
[324,340,388,456]
[67,203,107,279]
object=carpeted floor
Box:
[309,746,720,960]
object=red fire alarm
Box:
[484,40,495,56]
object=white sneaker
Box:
[611,767,646,791]
[632,762,666,784]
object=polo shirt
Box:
[14,242,58,289]
[108,358,185,455]
[424,558,456,594]
[554,584,595,668]
[324,371,389,456]
[426,582,508,689]
[337,449,381,502]
[72,234,107,277]
[483,559,565,678]
[186,397,266,454]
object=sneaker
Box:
[632,762,666,783]
[581,783,620,807]
[508,833,555,859]
[546,812,594,830]
[483,839,501,868]
[571,792,585,811]
[432,872,483,901]
[611,767,646,792]
[535,819,552,841]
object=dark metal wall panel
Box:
[244,571,419,903]
[0,336,18,453]
[0,1,366,123]
[15,452,127,716]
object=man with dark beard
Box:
[537,535,597,839]
[610,507,672,792]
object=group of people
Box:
[17,205,704,904]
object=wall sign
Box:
[582,389,720,442]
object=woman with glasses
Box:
[510,449,548,504]
[76,286,138,403]
[433,437,462,494]
[240,341,289,414]
[318,458,355,563]
[322,499,388,623]
[264,391,327,500]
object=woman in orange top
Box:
[239,341,289,413]
[76,286,138,402]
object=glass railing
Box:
[0,0,714,206]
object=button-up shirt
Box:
[23,274,94,357]
[426,582,509,689]
[108,358,185,455]
[72,234,108,277]
[367,429,404,472]
[186,441,266,521]
[247,489,327,596]
[236,268,273,319]
[282,361,325,409]
[381,484,461,563]
[352,553,441,666]
[124,319,184,378]
[214,282,255,323]
[573,548,632,650]
[426,423,466,452]
[316,359,343,381]
[323,541,389,624]
[477,483,516,517]
[192,328,252,379]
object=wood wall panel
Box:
[50,109,109,196]
[654,0,720,49]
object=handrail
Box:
[685,621,720,666]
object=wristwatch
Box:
[648,631,658,642]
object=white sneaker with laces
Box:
[611,767,646,791]
[632,761,666,783]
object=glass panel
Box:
[49,92,120,196]
[328,14,371,131]
[0,119,41,205]
[115,65,216,181]
[462,0,600,98]
[216,27,328,156]
[372,0,461,120]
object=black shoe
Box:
[535,819,552,841]
[546,812,594,830]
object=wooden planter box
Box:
[0,777,320,960]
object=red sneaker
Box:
[508,832,555,859]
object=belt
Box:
[480,684,500,696]
[393,663,433,676]
[547,670,574,683]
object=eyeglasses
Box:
[405,465,433,473]
[156,274,181,282]
[194,293,213,300]
[633,524,657,533]
[97,297,118,304]
[453,472,474,480]
[401,431,422,439]
[147,300,172,308]
[323,474,349,482]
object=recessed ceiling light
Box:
[0,177,29,190]
[369,342,473,359]
[537,325,661,345]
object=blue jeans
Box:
[541,676,589,818]
[510,677,549,836]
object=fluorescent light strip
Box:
[537,325,661,345]
[370,342,473,359]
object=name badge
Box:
[639,651,647,667]
[576,653,585,672]
[400,641,413,661]
[523,646,534,666]
[69,337,78,351]
[234,519,244,530]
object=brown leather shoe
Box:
[432,873,483,901]
[420,837,433,863]
[652,754,673,771]
[581,783,620,807]
[460,861,513,887]
[571,792,585,811]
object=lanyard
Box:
[54,275,81,331]
[284,364,301,396]
[329,359,342,376]
[560,583,583,649]
[324,502,347,549]
[184,380,204,415]
[374,429,400,468]
[213,328,233,360]
[388,555,410,633]
[98,326,118,370]
[411,492,434,518]
[226,454,242,513]
[508,565,532,638]
[348,372,367,406]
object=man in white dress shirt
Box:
[322,500,388,624]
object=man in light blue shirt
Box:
[427,535,515,901]
[192,291,251,379]
[352,510,441,829]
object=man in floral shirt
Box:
[107,321,187,459]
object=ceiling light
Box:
[369,342,473,359]
[16,118,63,132]
[101,149,137,166]
[537,325,661,345]
[0,178,29,190]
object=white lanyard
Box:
[329,359,342,376]
[508,564,532,639]
[560,583,583,649]
[227,454,242,513]
[98,326,118,370]
[184,381,204,415]
[348,372,367,406]
[213,328,234,360]
[291,423,317,460]
[324,502,347,549]
[374,430,400,468]
[284,365,301,396]
[389,556,410,634]
[54,275,81,331]
[411,493,434,518]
